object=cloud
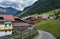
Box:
[0,0,38,11]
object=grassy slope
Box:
[17,0,60,17]
[31,9,60,17]
[34,20,60,39]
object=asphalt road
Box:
[34,30,56,39]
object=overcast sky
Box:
[0,0,38,11]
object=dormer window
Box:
[5,24,7,27]
[0,17,4,20]
[9,24,11,26]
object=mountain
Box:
[15,11,22,16]
[0,7,21,16]
[17,0,60,16]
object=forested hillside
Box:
[17,0,60,16]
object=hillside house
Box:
[55,14,60,20]
[23,17,38,25]
[48,15,57,20]
[40,15,48,20]
[0,14,14,31]
[57,14,60,20]
[36,16,44,23]
[12,17,31,31]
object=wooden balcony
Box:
[0,26,13,31]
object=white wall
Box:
[0,24,5,27]
[0,22,12,37]
[0,31,12,37]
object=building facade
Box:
[13,17,31,31]
[0,14,14,31]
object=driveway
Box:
[34,30,56,39]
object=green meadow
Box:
[34,20,60,39]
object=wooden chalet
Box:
[36,16,44,23]
[23,17,38,25]
[12,17,31,31]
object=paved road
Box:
[34,30,56,39]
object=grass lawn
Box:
[34,20,60,39]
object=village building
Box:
[0,14,14,31]
[57,14,60,20]
[22,16,45,25]
[36,16,44,23]
[40,15,49,20]
[12,17,31,31]
[49,15,56,20]
[48,13,60,20]
[22,17,38,25]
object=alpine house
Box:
[0,14,15,31]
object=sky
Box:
[0,0,38,11]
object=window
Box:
[9,24,11,26]
[5,30,7,32]
[5,24,7,27]
[0,17,4,20]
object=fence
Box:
[1,28,38,39]
[21,28,37,39]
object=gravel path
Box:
[34,30,56,39]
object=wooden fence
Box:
[21,28,37,39]
[1,28,37,39]
[15,28,38,39]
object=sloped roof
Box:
[0,14,15,22]
[14,17,28,23]
[13,17,31,26]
